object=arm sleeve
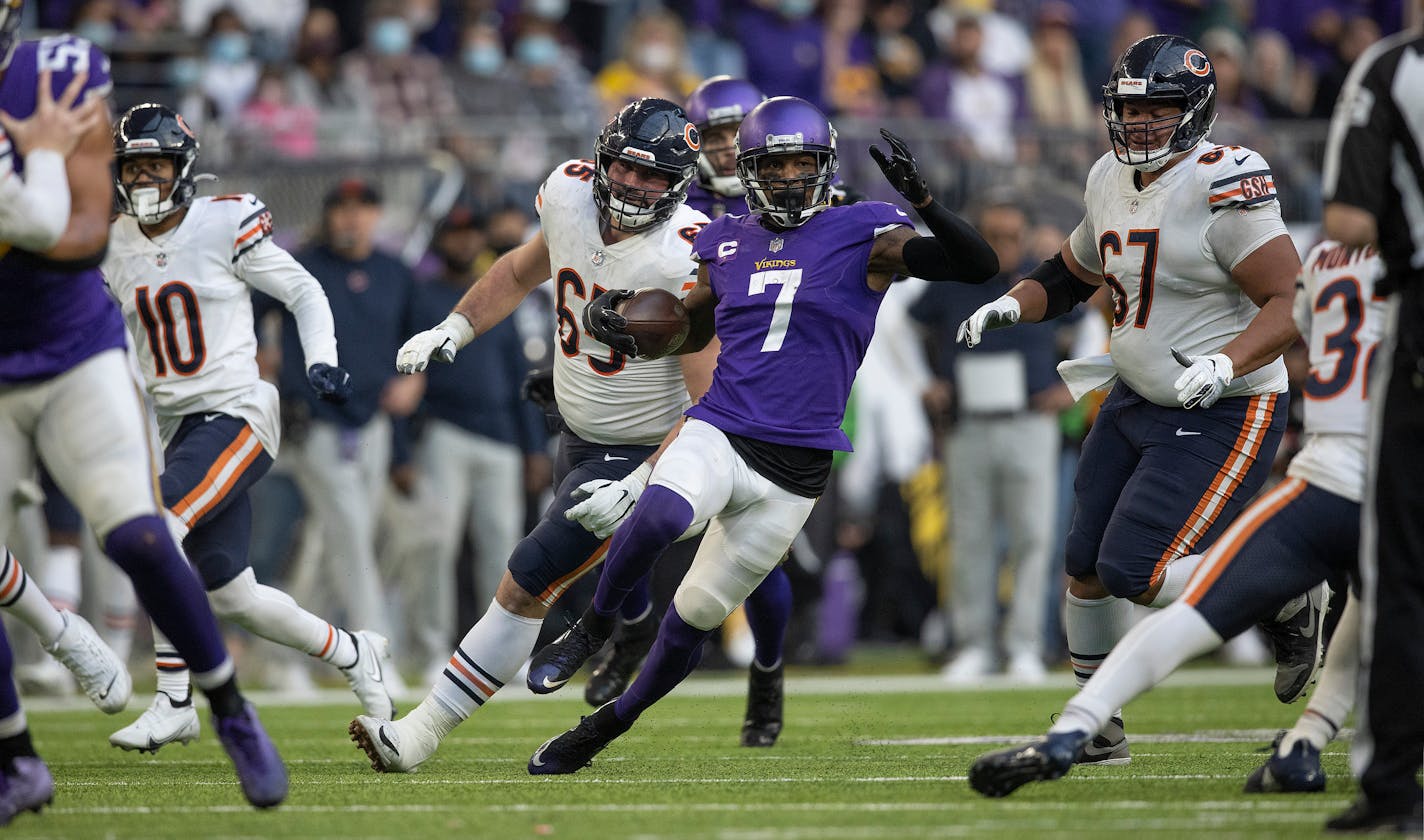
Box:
[0,150,71,252]
[237,238,339,368]
[1067,214,1101,273]
[1204,201,1289,272]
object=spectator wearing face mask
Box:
[341,2,458,148]
[285,7,376,155]
[592,10,700,118]
[200,8,261,121]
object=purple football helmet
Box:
[735,96,838,228]
[685,76,765,197]
[0,0,23,73]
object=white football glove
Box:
[565,462,652,538]
[1171,347,1234,410]
[956,295,1021,348]
[396,313,474,374]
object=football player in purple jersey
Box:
[0,1,284,811]
[524,96,999,774]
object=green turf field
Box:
[10,668,1353,839]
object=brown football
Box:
[615,287,691,359]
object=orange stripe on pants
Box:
[538,538,613,606]
[1152,394,1276,585]
[1181,477,1307,606]
[169,426,259,526]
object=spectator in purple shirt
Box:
[916,14,1026,163]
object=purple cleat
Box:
[213,704,287,808]
[0,757,54,826]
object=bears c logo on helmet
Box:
[684,124,701,152]
[1183,49,1211,77]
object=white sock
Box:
[0,709,26,739]
[1147,553,1205,608]
[152,625,191,702]
[429,599,543,722]
[1281,595,1360,755]
[400,695,462,743]
[100,563,137,664]
[1054,603,1224,737]
[0,547,67,645]
[1064,591,1133,688]
[40,545,81,611]
[207,568,354,666]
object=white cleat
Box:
[341,631,397,719]
[45,611,131,714]
[348,715,438,773]
[109,693,201,753]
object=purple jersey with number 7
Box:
[687,200,911,451]
[0,35,124,383]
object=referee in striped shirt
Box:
[1320,13,1424,834]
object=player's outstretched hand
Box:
[0,70,105,160]
[956,295,1021,348]
[582,289,638,357]
[395,314,473,373]
[1171,347,1234,410]
[868,128,931,208]
[565,463,651,538]
[307,363,352,404]
[521,367,557,412]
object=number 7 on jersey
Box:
[749,268,802,352]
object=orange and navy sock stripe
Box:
[1069,650,1107,684]
[442,648,503,707]
[1152,393,1277,587]
[155,655,189,673]
[0,549,28,608]
[315,623,340,660]
[168,425,265,528]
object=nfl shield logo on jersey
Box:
[769,237,784,253]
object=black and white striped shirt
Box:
[1322,29,1424,292]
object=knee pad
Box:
[1095,558,1149,600]
[207,567,259,623]
[673,585,731,632]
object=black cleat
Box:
[740,662,784,747]
[1324,796,1422,834]
[1244,735,1326,793]
[969,730,1088,798]
[527,702,633,776]
[584,611,659,707]
[1074,715,1130,765]
[1260,583,1329,704]
[527,618,611,695]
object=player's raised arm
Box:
[395,229,553,373]
[40,80,111,264]
[0,70,101,251]
[866,129,998,285]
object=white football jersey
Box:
[1286,241,1385,502]
[1070,141,1290,407]
[537,160,709,446]
[103,194,337,455]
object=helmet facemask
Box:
[593,150,694,232]
[736,140,837,229]
[0,0,21,73]
[697,123,744,197]
[1104,91,1216,172]
[117,151,197,225]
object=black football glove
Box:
[307,363,352,404]
[520,366,557,412]
[868,128,931,207]
[582,288,638,357]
